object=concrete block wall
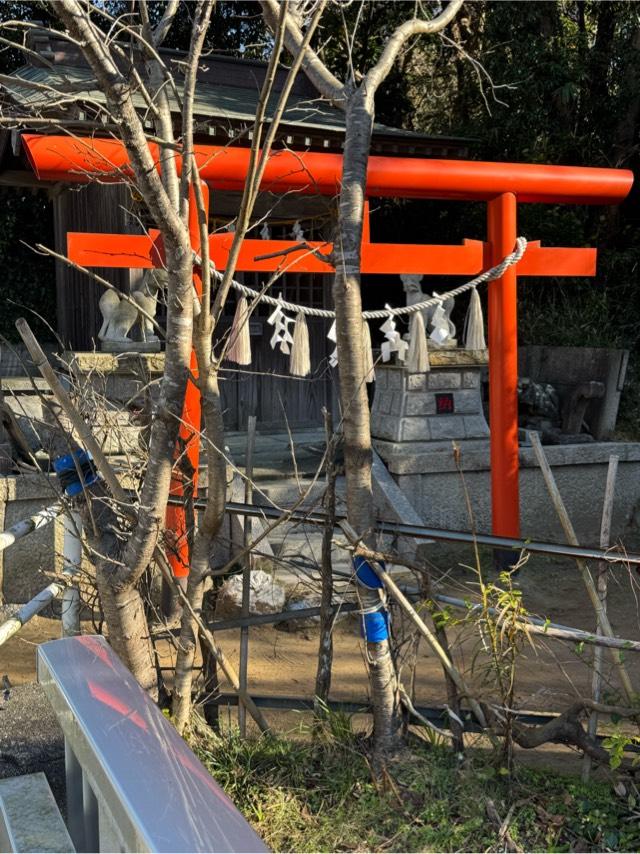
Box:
[374,437,640,547]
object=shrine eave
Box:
[1,62,472,160]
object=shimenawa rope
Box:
[194,237,527,320]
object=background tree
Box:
[376,1,640,428]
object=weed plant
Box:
[191,715,640,852]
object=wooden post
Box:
[529,434,634,701]
[582,454,619,781]
[238,414,257,736]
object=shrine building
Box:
[0,31,471,432]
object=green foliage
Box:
[602,730,640,770]
[192,726,640,852]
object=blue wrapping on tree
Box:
[362,610,390,642]
[53,449,99,497]
[353,555,384,589]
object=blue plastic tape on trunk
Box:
[362,610,389,642]
[354,555,383,589]
[53,449,99,497]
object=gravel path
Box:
[0,682,66,815]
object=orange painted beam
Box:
[67,231,164,269]
[515,241,597,277]
[22,135,634,205]
[68,231,598,278]
[208,235,488,275]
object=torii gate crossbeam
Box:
[21,134,633,553]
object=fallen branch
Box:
[484,698,640,770]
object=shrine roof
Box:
[1,52,472,159]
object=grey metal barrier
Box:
[37,636,268,853]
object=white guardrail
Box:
[37,635,268,853]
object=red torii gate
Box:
[22,135,633,568]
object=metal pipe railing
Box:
[0,502,62,552]
[0,503,82,645]
[185,498,640,567]
[0,581,64,646]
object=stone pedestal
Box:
[370,350,489,445]
[62,351,165,407]
[61,351,167,456]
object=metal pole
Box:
[0,582,64,646]
[0,502,62,552]
[62,509,82,637]
[199,499,640,566]
[433,592,640,652]
[487,192,520,558]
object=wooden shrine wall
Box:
[54,188,336,429]
[217,275,337,431]
[53,184,136,350]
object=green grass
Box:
[190,721,640,852]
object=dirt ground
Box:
[3,542,639,778]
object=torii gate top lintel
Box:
[20,134,634,547]
[22,135,633,205]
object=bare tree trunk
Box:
[259,0,463,759]
[335,88,400,755]
[52,0,201,693]
[79,488,159,697]
[314,408,336,712]
[97,574,157,695]
[173,370,227,732]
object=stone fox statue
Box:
[401,274,456,345]
[98,269,168,346]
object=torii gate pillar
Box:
[487,193,519,542]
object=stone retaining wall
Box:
[374,437,640,547]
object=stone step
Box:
[255,474,346,509]
[224,428,331,479]
[0,772,74,853]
